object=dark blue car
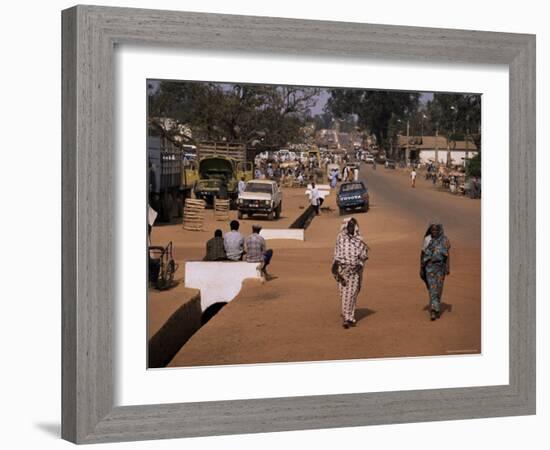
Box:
[337,181,369,215]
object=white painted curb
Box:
[260,229,304,241]
[305,185,331,200]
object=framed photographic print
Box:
[62,5,535,444]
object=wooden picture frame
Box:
[62,5,536,444]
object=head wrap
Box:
[422,223,445,250]
[335,217,369,264]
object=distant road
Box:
[361,164,481,244]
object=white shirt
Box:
[411,171,417,179]
[238,180,246,194]
[310,187,320,206]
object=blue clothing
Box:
[421,227,450,312]
[330,173,338,188]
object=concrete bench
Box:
[305,184,331,200]
[306,183,330,190]
[260,229,304,241]
[184,261,262,311]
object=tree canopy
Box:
[427,93,481,150]
[326,89,420,144]
[148,81,320,150]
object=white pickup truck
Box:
[237,179,283,220]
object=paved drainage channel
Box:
[289,205,317,230]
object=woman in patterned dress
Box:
[332,217,369,329]
[420,223,451,321]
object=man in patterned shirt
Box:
[332,217,369,328]
[245,224,274,278]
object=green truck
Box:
[192,142,253,207]
[148,139,254,220]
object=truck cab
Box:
[337,181,369,215]
[193,156,237,205]
[191,142,253,207]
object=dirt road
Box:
[165,165,481,367]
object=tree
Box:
[427,93,481,151]
[313,112,334,130]
[147,81,321,150]
[326,89,420,146]
[466,153,481,178]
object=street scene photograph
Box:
[146,79,482,369]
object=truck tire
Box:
[275,202,282,219]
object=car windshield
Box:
[245,183,273,193]
[340,183,364,192]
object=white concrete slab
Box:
[306,183,330,190]
[184,261,262,311]
[260,229,305,241]
[305,189,331,200]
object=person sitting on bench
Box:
[244,224,274,277]
[224,220,245,261]
[204,229,227,261]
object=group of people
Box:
[203,220,274,278]
[424,162,481,199]
[332,218,451,328]
[342,164,359,182]
[254,160,310,186]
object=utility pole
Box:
[435,125,439,166]
[449,106,458,167]
[465,114,470,166]
[398,118,410,165]
[406,119,410,166]
[421,114,427,140]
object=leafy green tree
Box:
[313,112,334,130]
[326,90,420,146]
[427,93,481,150]
[148,81,320,150]
[466,153,481,177]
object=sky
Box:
[307,90,434,115]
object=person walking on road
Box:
[420,223,451,321]
[329,169,338,189]
[332,217,369,329]
[410,169,417,188]
[310,182,321,215]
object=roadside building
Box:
[397,135,478,166]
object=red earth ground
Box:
[148,164,481,367]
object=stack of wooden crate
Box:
[183,199,206,231]
[214,199,230,221]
